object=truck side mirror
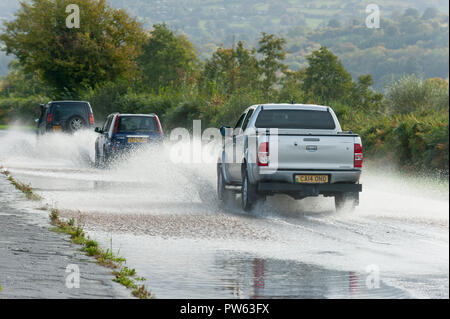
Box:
[219,126,232,137]
[94,127,103,133]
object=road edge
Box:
[0,164,153,299]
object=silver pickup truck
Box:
[217,104,363,211]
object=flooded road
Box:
[0,129,448,298]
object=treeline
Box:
[0,0,448,174]
[335,76,449,174]
[1,2,449,89]
[107,1,450,90]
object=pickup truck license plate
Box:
[128,137,148,143]
[295,174,328,184]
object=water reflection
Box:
[214,254,409,299]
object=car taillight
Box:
[46,113,52,124]
[113,115,119,135]
[155,115,163,136]
[354,143,363,168]
[89,112,95,125]
[258,142,269,166]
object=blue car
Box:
[94,113,164,167]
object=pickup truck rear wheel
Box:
[217,165,233,203]
[241,168,256,212]
[335,193,357,212]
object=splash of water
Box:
[0,128,448,225]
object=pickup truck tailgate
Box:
[274,135,355,170]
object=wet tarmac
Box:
[0,129,448,298]
[0,175,131,299]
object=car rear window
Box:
[51,102,88,120]
[255,109,336,130]
[117,116,157,132]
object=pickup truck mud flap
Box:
[257,182,362,197]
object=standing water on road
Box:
[0,129,448,298]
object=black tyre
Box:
[94,147,102,168]
[217,165,233,203]
[335,192,357,212]
[241,167,257,212]
[103,148,111,168]
[67,116,86,132]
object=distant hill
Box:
[283,8,449,90]
[107,1,447,44]
[1,0,448,91]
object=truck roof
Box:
[49,100,90,104]
[258,104,330,111]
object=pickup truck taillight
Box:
[258,142,269,166]
[46,113,52,124]
[354,143,363,168]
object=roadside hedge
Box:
[0,96,47,124]
[0,87,448,176]
[339,109,449,174]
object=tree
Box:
[200,41,259,97]
[328,19,341,28]
[301,46,353,103]
[349,74,384,111]
[0,0,146,96]
[257,33,287,92]
[385,74,449,114]
[0,60,51,97]
[201,47,239,96]
[138,23,198,91]
[277,69,305,103]
[422,7,439,20]
[403,8,420,18]
[235,41,260,90]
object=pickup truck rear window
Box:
[255,109,336,130]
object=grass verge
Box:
[49,209,152,299]
[0,124,35,130]
[0,167,41,201]
[0,166,152,299]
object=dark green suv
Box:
[36,101,95,134]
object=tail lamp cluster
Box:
[154,115,163,136]
[257,142,269,166]
[354,143,363,168]
[89,112,95,125]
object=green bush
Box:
[0,96,47,124]
[81,82,201,128]
[1,77,447,176]
[352,112,449,173]
[212,89,267,127]
[385,75,449,114]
